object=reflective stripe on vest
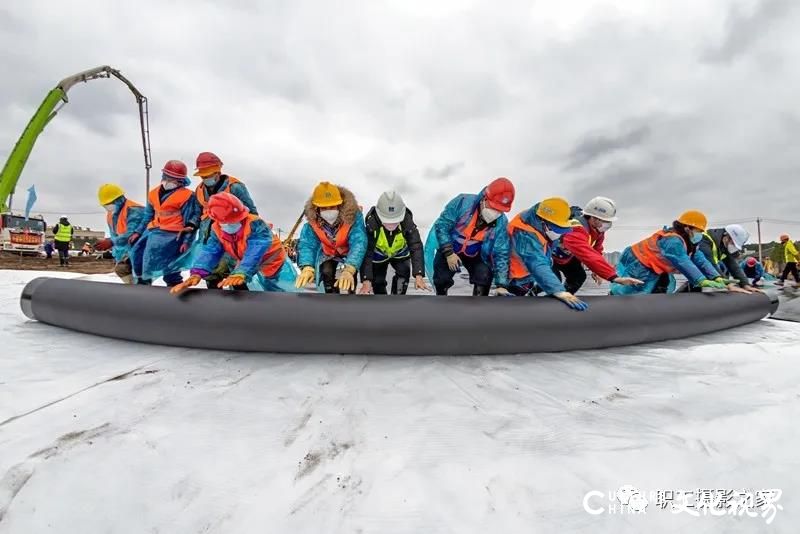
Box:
[310,220,352,257]
[507,214,548,280]
[630,229,683,275]
[212,215,287,278]
[702,231,725,264]
[451,210,487,258]
[374,226,409,262]
[106,199,142,237]
[147,187,193,231]
[195,176,241,220]
[54,223,72,242]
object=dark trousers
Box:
[781,262,799,283]
[371,257,411,295]
[137,272,184,287]
[204,258,248,291]
[433,251,492,296]
[54,241,70,265]
[320,259,355,294]
[552,257,587,295]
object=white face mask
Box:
[727,242,740,254]
[597,221,613,233]
[220,222,243,234]
[481,207,501,224]
[320,209,339,225]
[202,177,218,187]
[545,229,562,241]
[383,223,400,232]
[103,204,116,213]
[162,180,179,191]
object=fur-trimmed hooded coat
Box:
[297,185,367,271]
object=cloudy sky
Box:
[1,0,799,250]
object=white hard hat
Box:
[724,224,750,251]
[582,196,617,222]
[376,190,406,224]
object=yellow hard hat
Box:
[536,197,571,227]
[98,183,125,206]
[677,210,707,231]
[312,182,343,207]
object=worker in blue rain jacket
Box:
[295,182,367,294]
[741,257,765,286]
[170,192,297,294]
[610,210,734,295]
[128,160,198,287]
[425,177,514,296]
[190,151,258,289]
[506,197,599,310]
[96,183,145,284]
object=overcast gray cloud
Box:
[2,0,800,250]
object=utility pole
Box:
[756,217,763,262]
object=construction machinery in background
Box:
[0,66,152,254]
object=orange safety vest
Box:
[630,229,684,275]
[106,199,142,236]
[147,187,193,231]
[195,176,241,220]
[507,214,548,280]
[310,220,352,257]
[212,215,287,278]
[452,210,488,257]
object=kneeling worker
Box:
[171,193,297,294]
[295,182,367,293]
[97,183,144,284]
[551,196,642,293]
[359,191,427,294]
[507,197,589,310]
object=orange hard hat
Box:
[780,234,790,242]
[194,152,223,177]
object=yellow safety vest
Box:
[54,223,73,243]
[703,231,726,264]
[374,227,409,261]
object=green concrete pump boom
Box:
[0,66,152,211]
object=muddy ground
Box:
[0,253,115,274]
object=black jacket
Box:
[698,228,748,286]
[360,207,425,280]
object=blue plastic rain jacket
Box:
[192,175,258,244]
[297,186,367,289]
[131,179,198,281]
[106,196,145,262]
[507,205,567,295]
[191,217,297,292]
[424,190,510,288]
[610,227,720,295]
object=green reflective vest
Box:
[702,231,725,264]
[374,227,409,261]
[54,223,73,243]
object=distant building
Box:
[71,226,105,246]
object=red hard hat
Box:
[194,152,223,176]
[746,257,757,267]
[162,160,188,179]
[484,177,515,212]
[207,192,249,223]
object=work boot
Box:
[435,286,448,296]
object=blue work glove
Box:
[554,292,589,311]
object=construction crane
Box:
[0,65,152,212]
